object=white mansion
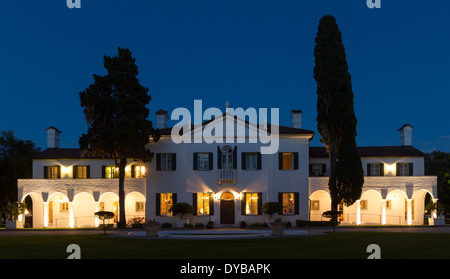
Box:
[17,109,438,228]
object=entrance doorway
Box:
[24,195,33,228]
[220,192,235,224]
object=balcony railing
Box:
[218,169,237,184]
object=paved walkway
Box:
[1,225,449,238]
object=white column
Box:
[432,198,438,218]
[43,202,49,228]
[69,202,75,228]
[356,200,361,225]
[94,202,100,227]
[381,199,386,225]
[406,199,412,225]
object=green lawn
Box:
[0,232,449,259]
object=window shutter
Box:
[380,163,384,176]
[208,153,213,170]
[257,152,262,170]
[193,153,198,170]
[44,166,48,179]
[294,192,299,215]
[257,192,263,215]
[131,165,135,178]
[102,165,106,178]
[171,154,177,171]
[56,166,61,179]
[241,193,246,216]
[241,152,247,170]
[156,153,161,171]
[155,193,161,216]
[217,147,222,169]
[209,192,214,216]
[293,152,299,170]
[322,164,326,176]
[73,166,77,179]
[309,164,313,176]
[233,146,237,169]
[278,193,283,215]
[86,166,90,179]
[396,163,400,176]
[409,163,414,176]
[367,163,371,176]
[192,193,197,216]
[278,153,283,170]
[172,193,177,204]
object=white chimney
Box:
[398,124,413,146]
[291,110,302,129]
[46,127,61,149]
[155,109,168,129]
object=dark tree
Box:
[313,15,364,223]
[79,47,160,228]
[425,151,450,214]
[95,211,115,234]
[0,131,40,211]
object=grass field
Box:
[0,231,449,259]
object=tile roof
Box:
[32,148,106,159]
[309,146,425,158]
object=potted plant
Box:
[269,218,286,236]
[262,202,286,235]
[169,202,194,228]
[3,202,25,229]
[426,202,446,226]
[142,219,161,236]
[261,202,282,223]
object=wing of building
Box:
[17,111,437,228]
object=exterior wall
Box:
[309,156,426,177]
[309,176,437,225]
[32,159,139,179]
[146,135,311,226]
[18,178,146,228]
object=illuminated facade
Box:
[17,113,437,228]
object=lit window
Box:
[386,200,392,209]
[60,202,69,212]
[360,200,368,210]
[75,166,88,179]
[283,153,293,170]
[245,193,259,215]
[45,166,60,179]
[105,166,119,178]
[160,193,173,216]
[136,202,145,212]
[282,193,295,215]
[134,165,146,178]
[311,200,320,211]
[197,193,211,215]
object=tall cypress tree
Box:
[313,15,364,223]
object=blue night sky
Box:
[0,1,449,153]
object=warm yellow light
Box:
[385,163,396,175]
[62,166,71,179]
